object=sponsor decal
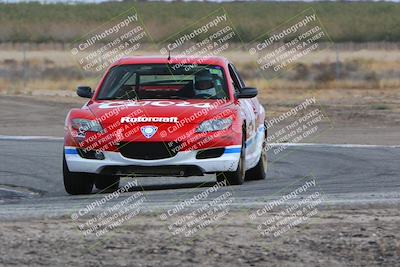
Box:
[141,126,158,139]
[121,117,178,123]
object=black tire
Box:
[217,130,246,185]
[95,176,120,191]
[245,139,268,181]
[63,154,94,195]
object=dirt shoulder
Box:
[0,94,399,145]
[0,95,85,136]
[0,207,398,267]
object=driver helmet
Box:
[194,70,216,97]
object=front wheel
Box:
[245,137,268,181]
[63,154,94,195]
[217,132,246,185]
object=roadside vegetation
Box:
[1,47,400,93]
[0,2,400,43]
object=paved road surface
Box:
[0,139,399,219]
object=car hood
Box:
[87,99,235,125]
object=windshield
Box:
[96,64,229,100]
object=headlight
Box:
[71,119,103,133]
[196,118,232,133]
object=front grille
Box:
[118,142,180,160]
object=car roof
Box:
[112,55,229,67]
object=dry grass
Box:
[1,47,400,101]
[0,78,97,96]
[0,50,75,66]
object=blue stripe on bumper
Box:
[224,147,241,154]
[65,148,78,155]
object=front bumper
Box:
[65,145,241,176]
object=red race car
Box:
[64,56,267,195]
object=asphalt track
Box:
[0,137,399,219]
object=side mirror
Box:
[236,87,258,99]
[76,86,93,98]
